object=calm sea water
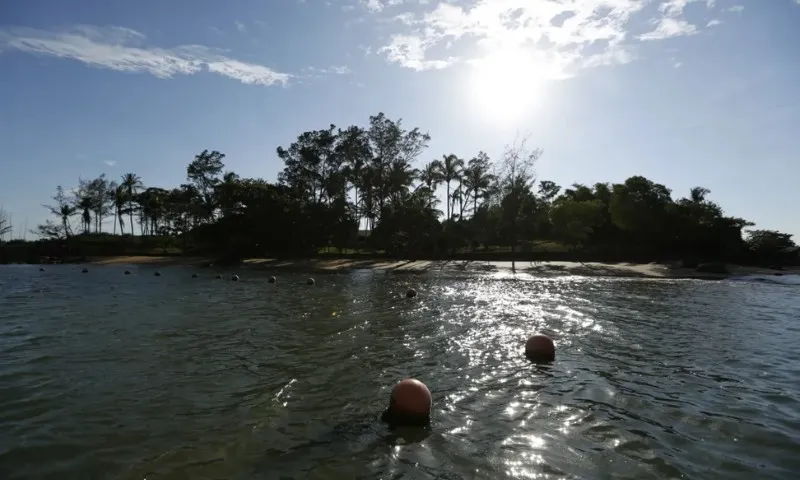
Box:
[1,265,799,479]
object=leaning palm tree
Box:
[120,173,142,235]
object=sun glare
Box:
[467,49,545,124]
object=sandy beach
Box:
[84,256,796,280]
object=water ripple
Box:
[0,265,798,479]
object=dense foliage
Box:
[17,112,799,265]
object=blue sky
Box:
[1,0,799,239]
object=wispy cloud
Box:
[235,21,247,33]
[0,25,290,86]
[303,65,354,76]
[361,0,726,78]
[728,5,744,13]
[640,18,697,41]
[104,160,117,167]
[706,19,721,27]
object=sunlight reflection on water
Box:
[0,266,799,478]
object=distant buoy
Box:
[231,274,240,282]
[268,276,276,284]
[215,274,223,279]
[381,378,432,427]
[81,268,88,273]
[124,270,131,275]
[154,271,161,277]
[39,267,45,272]
[525,334,555,363]
[307,278,315,286]
[406,288,417,298]
[192,273,199,278]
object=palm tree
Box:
[76,195,93,234]
[689,186,710,203]
[437,154,464,220]
[58,204,76,237]
[387,161,418,205]
[463,154,497,217]
[417,160,444,211]
[112,184,127,235]
[121,173,142,235]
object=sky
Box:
[1,0,799,239]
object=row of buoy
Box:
[49,265,557,430]
[51,270,460,302]
[385,334,555,427]
[72,269,320,287]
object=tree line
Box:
[29,112,797,266]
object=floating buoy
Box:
[39,267,45,272]
[192,273,199,278]
[307,278,315,286]
[525,334,555,363]
[124,270,131,275]
[81,268,88,273]
[268,276,276,284]
[231,274,239,282]
[381,378,432,427]
[406,288,417,298]
[215,274,223,279]
[154,271,161,277]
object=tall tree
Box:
[121,173,143,235]
[277,126,337,204]
[497,137,542,272]
[463,152,496,217]
[84,174,111,233]
[187,150,225,223]
[336,126,372,227]
[438,154,464,220]
[367,113,431,222]
[43,186,76,238]
[112,184,127,235]
[75,194,93,234]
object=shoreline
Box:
[79,256,797,280]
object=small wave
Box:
[729,274,800,286]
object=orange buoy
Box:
[525,334,555,363]
[381,378,432,427]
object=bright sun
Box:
[467,49,545,123]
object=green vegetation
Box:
[2,112,797,267]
